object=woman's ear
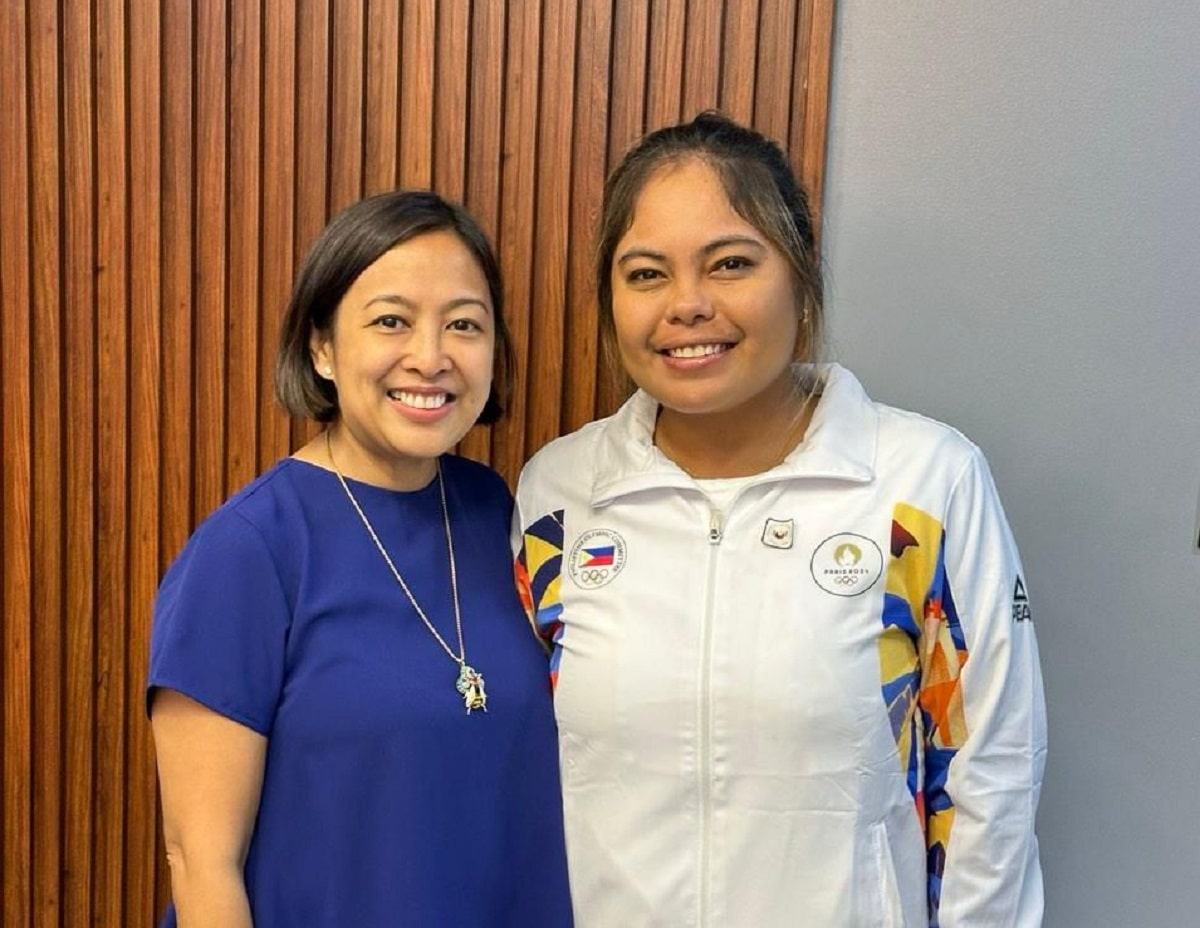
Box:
[310,331,334,380]
[793,306,811,361]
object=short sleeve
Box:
[148,508,293,735]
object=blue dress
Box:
[149,456,573,926]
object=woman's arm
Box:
[928,449,1047,927]
[151,688,268,928]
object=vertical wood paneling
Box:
[796,0,836,232]
[599,0,649,415]
[526,0,577,454]
[194,1,228,520]
[0,2,834,922]
[60,2,96,922]
[1,3,34,927]
[562,0,613,433]
[227,0,264,494]
[330,0,367,212]
[493,0,540,480]
[397,0,436,189]
[259,2,298,473]
[158,1,195,591]
[755,0,798,143]
[608,0,650,165]
[720,0,759,122]
[28,4,63,925]
[125,2,161,924]
[458,0,506,466]
[682,0,722,115]
[646,0,685,126]
[93,0,129,921]
[365,0,402,192]
[432,0,470,199]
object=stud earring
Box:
[323,366,333,377]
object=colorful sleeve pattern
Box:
[515,510,566,688]
[878,502,970,926]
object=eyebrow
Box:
[363,294,491,313]
[615,235,767,266]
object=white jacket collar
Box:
[590,364,878,505]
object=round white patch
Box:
[810,532,883,597]
[567,528,627,589]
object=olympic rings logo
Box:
[567,528,627,590]
[810,532,883,598]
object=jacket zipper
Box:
[698,507,723,926]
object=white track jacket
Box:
[514,366,1046,928]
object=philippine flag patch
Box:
[568,528,627,589]
[579,546,615,568]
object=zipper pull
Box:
[708,509,723,545]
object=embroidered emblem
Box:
[567,528,627,589]
[1012,576,1032,622]
[810,532,883,596]
[761,518,794,549]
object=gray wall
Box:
[823,2,1200,924]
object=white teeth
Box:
[390,390,448,409]
[666,343,726,359]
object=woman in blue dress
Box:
[148,191,572,926]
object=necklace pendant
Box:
[456,663,487,713]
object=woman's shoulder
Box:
[438,453,516,513]
[189,458,320,549]
[875,401,980,455]
[824,366,974,459]
[515,424,606,509]
[157,460,318,612]
[868,400,997,505]
[520,413,620,485]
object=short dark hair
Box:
[275,190,513,424]
[596,111,824,367]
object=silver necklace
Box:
[326,431,487,713]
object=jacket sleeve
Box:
[511,486,542,644]
[511,469,568,682]
[928,447,1047,927]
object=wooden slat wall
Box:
[0,1,834,923]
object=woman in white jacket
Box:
[514,112,1046,927]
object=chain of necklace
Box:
[325,430,487,713]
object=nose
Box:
[403,322,451,377]
[666,279,714,326]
